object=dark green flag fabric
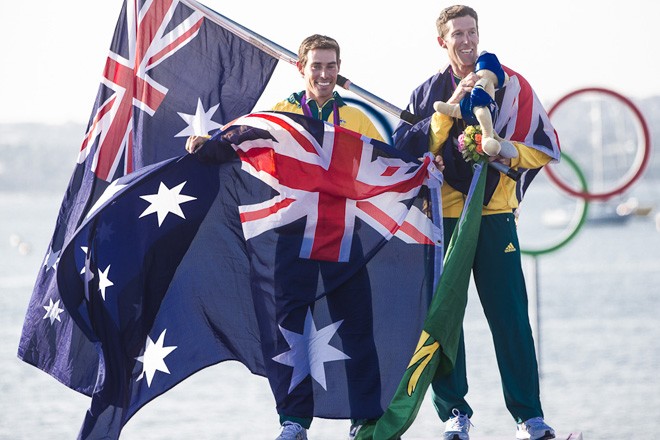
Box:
[362,161,488,440]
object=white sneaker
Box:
[276,421,308,440]
[516,417,555,440]
[444,408,472,440]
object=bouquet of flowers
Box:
[457,125,486,163]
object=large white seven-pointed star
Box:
[42,298,64,325]
[98,265,114,300]
[135,329,177,387]
[272,308,350,393]
[175,98,222,137]
[139,181,196,226]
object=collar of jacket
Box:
[288,91,346,107]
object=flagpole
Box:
[182,0,520,180]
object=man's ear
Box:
[296,61,304,77]
[437,36,447,49]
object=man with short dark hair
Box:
[187,34,386,440]
[392,5,559,440]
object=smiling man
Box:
[183,35,388,440]
[270,35,385,440]
[271,34,384,142]
[391,5,559,440]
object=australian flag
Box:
[18,0,278,396]
[54,112,443,438]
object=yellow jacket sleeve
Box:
[429,112,454,155]
[509,141,553,170]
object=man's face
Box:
[298,48,340,105]
[438,15,479,77]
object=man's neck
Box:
[450,63,473,80]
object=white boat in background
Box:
[542,196,654,228]
[587,201,634,226]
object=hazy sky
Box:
[2,0,659,125]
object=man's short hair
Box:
[436,5,479,38]
[298,34,341,67]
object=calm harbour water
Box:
[1,178,659,439]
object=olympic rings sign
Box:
[545,87,651,201]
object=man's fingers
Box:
[185,136,206,154]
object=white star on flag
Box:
[139,181,196,226]
[42,298,64,325]
[135,329,177,387]
[175,98,223,137]
[273,308,350,393]
[98,265,114,300]
[43,247,60,272]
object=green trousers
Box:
[431,213,544,423]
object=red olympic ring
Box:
[546,87,651,201]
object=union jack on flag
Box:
[220,112,437,262]
[79,0,205,181]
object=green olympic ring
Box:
[521,152,589,256]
